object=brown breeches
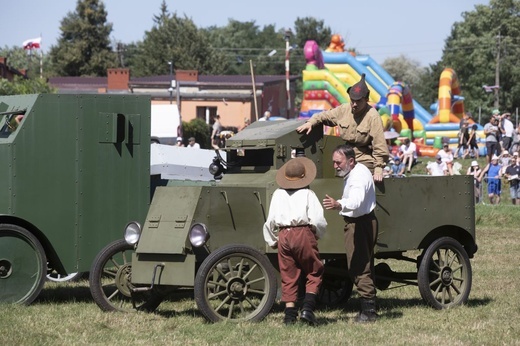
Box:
[278,226,323,303]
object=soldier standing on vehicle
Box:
[322,145,379,323]
[296,74,389,182]
[263,157,327,326]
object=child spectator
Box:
[263,157,327,326]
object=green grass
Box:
[2,204,520,345]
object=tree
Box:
[0,76,55,95]
[129,2,227,77]
[202,20,286,75]
[293,17,332,50]
[438,0,520,122]
[182,118,211,149]
[48,0,117,76]
[382,55,432,108]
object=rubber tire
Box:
[89,239,163,313]
[318,258,353,307]
[418,236,472,309]
[0,224,47,305]
[194,244,277,322]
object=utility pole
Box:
[494,31,501,110]
[168,61,173,104]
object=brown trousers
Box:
[278,226,324,303]
[343,211,378,299]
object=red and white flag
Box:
[22,37,42,50]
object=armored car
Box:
[89,119,477,322]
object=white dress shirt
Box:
[338,163,376,218]
[263,188,327,247]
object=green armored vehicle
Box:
[89,119,477,322]
[0,94,150,304]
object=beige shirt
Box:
[307,103,389,175]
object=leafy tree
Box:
[0,76,55,95]
[129,2,227,77]
[48,0,117,76]
[202,20,286,75]
[182,118,211,149]
[293,17,332,50]
[0,47,51,79]
[382,55,433,109]
[438,0,520,122]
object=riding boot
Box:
[283,307,298,325]
[354,298,378,323]
[300,293,317,326]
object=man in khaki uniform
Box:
[296,74,389,182]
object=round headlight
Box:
[124,221,141,245]
[209,162,221,176]
[189,223,210,248]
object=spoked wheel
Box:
[318,258,353,307]
[418,237,472,309]
[194,244,277,322]
[89,239,164,313]
[47,271,85,283]
[0,224,47,304]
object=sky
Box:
[1,0,489,67]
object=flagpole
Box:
[40,34,43,78]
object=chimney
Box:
[175,70,198,82]
[107,68,130,90]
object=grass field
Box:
[1,203,519,345]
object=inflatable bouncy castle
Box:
[299,36,485,156]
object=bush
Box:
[182,118,211,149]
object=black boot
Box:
[283,307,298,325]
[354,298,377,323]
[300,293,317,326]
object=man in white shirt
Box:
[322,145,378,323]
[263,157,327,326]
[400,138,417,173]
[187,137,200,149]
[500,112,515,152]
[427,155,448,176]
[437,144,454,175]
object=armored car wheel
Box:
[194,244,277,322]
[0,224,47,304]
[418,237,472,309]
[89,239,163,313]
[318,258,353,306]
[47,271,85,282]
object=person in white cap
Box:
[263,157,327,326]
[479,154,502,204]
[175,137,185,147]
[467,161,482,203]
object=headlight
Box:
[189,223,210,248]
[124,221,142,245]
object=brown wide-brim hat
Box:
[276,157,317,190]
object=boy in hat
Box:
[296,74,389,182]
[263,157,327,326]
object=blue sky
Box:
[1,0,487,67]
